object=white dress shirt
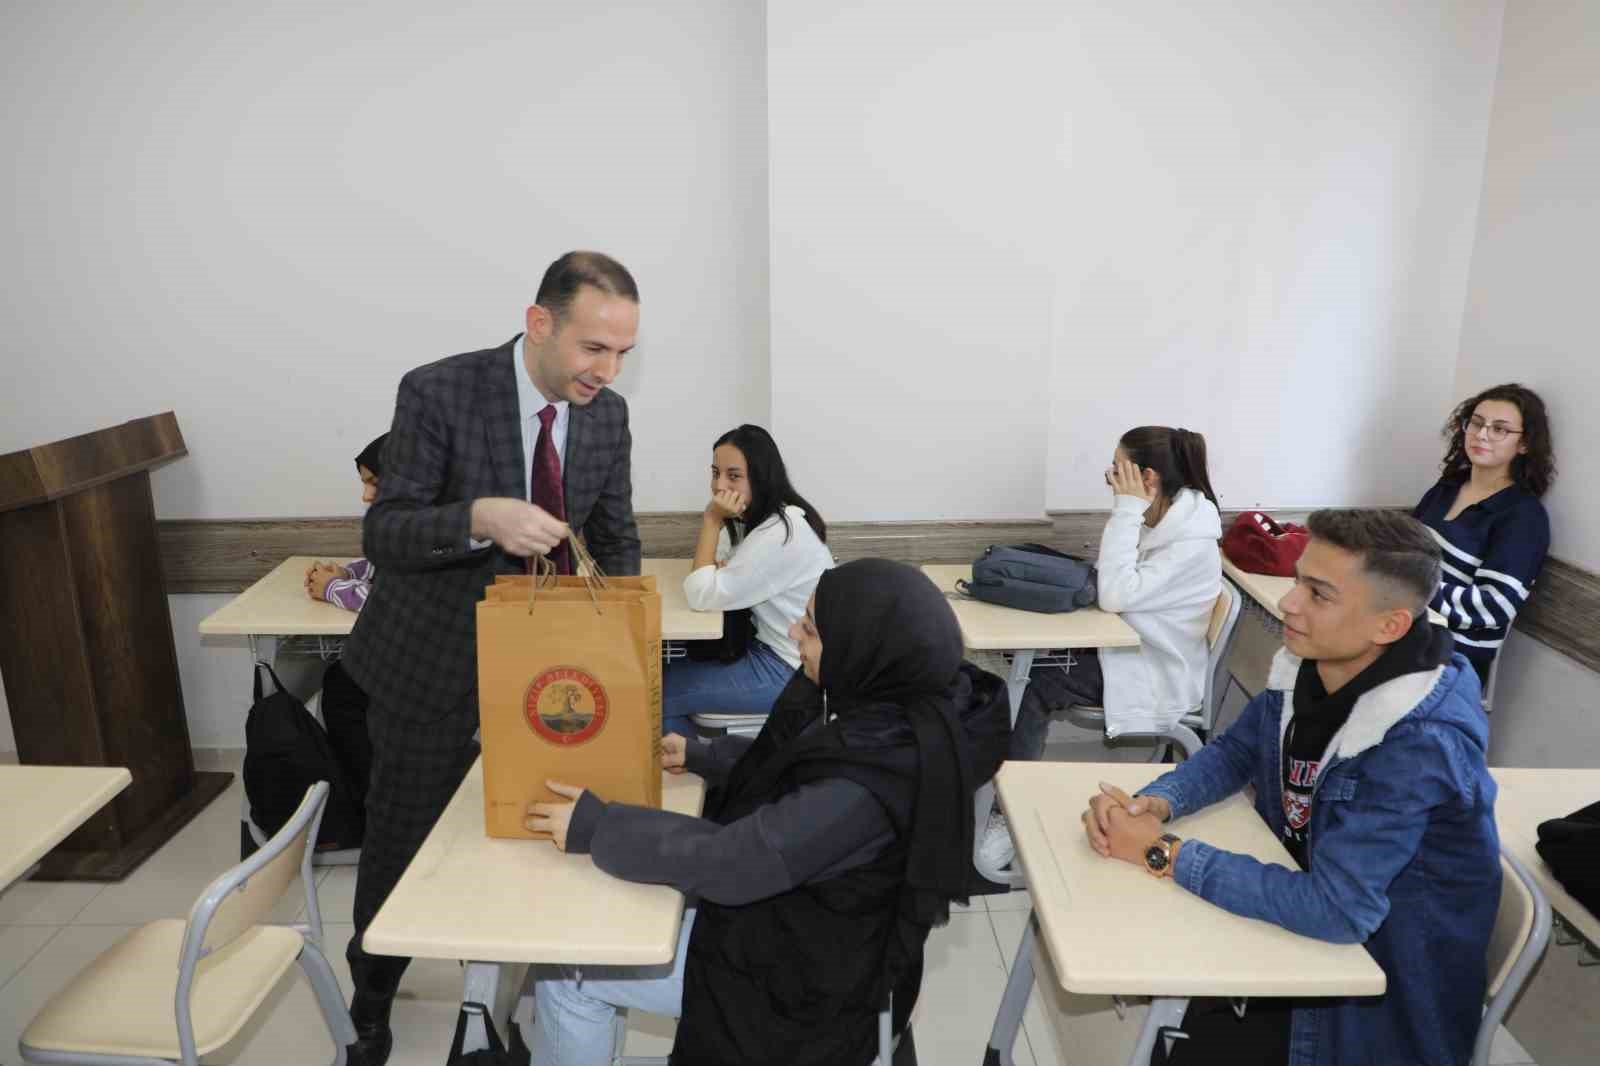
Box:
[471,335,569,550]
[515,334,569,501]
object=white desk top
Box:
[364,759,706,965]
[1221,560,1295,622]
[0,766,133,889]
[998,761,1385,998]
[1492,767,1600,946]
[641,558,724,642]
[198,556,359,638]
[920,566,1140,652]
[198,556,722,643]
[1222,559,1445,626]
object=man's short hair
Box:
[1307,509,1442,617]
[535,251,639,323]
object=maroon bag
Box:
[1221,511,1310,577]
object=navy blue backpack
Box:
[958,544,1098,614]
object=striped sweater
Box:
[1412,480,1549,682]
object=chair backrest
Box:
[1485,853,1534,998]
[164,782,328,1066]
[1197,581,1243,731]
[1481,625,1511,712]
[1473,850,1552,1066]
[1205,583,1235,649]
[188,781,329,956]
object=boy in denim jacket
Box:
[1084,509,1500,1066]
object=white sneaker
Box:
[977,809,1016,873]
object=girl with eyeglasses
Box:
[1412,384,1554,689]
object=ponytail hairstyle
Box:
[712,425,827,545]
[1118,426,1219,508]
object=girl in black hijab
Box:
[304,433,387,609]
[527,558,1010,1066]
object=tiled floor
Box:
[0,743,1539,1066]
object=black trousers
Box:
[346,696,481,1000]
[1157,997,1292,1066]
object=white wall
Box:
[767,1,1063,521]
[766,2,1502,520]
[1452,0,1600,764]
[0,0,769,751]
[1045,2,1503,510]
[15,1,1599,756]
[0,0,771,517]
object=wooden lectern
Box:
[0,413,231,880]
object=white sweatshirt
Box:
[1095,488,1223,737]
[682,506,834,668]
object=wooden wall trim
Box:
[1046,508,1316,558]
[156,514,1054,594]
[1051,507,1600,675]
[158,511,1600,675]
[1517,558,1600,676]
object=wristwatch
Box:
[1143,833,1181,878]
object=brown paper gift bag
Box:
[476,552,662,839]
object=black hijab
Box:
[813,558,974,923]
[354,433,388,478]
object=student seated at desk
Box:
[1413,383,1554,689]
[981,426,1221,870]
[1084,510,1500,1066]
[305,433,387,810]
[526,559,1009,1066]
[663,424,833,737]
[304,433,388,611]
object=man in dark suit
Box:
[338,251,643,1066]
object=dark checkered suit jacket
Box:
[341,337,641,723]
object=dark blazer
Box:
[341,337,641,722]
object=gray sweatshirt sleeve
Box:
[682,734,755,784]
[565,778,895,906]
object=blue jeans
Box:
[1010,649,1104,760]
[660,640,792,737]
[531,907,695,1066]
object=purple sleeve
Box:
[323,576,371,612]
[345,558,375,581]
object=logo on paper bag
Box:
[525,667,608,745]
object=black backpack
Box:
[1537,800,1600,916]
[445,1003,530,1065]
[243,663,364,851]
[959,543,1098,614]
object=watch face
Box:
[1144,844,1170,872]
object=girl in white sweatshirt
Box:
[666,425,833,737]
[981,426,1222,869]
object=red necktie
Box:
[531,404,570,574]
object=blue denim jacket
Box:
[1139,649,1500,1066]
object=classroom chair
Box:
[613,993,914,1065]
[1062,580,1243,754]
[687,710,766,738]
[1480,624,1511,714]
[1472,850,1551,1066]
[19,782,357,1066]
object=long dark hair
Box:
[1439,383,1555,497]
[713,425,826,545]
[1119,426,1218,507]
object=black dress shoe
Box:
[345,993,395,1066]
[345,1017,393,1066]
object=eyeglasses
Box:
[1462,415,1523,443]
